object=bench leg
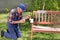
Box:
[31,31,32,40]
[31,30,33,40]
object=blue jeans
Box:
[11,39,17,40]
[4,22,21,40]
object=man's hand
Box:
[25,15,30,20]
[10,21,17,24]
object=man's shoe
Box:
[1,30,4,37]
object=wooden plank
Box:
[32,26,60,33]
[33,22,53,24]
[45,13,47,22]
[42,13,43,22]
[47,11,60,14]
[38,13,40,22]
[54,14,56,22]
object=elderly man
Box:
[1,4,30,40]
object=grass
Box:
[0,12,60,40]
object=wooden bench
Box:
[30,10,60,40]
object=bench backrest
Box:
[32,10,60,24]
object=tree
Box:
[30,0,60,11]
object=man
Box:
[1,4,30,40]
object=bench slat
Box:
[32,26,60,33]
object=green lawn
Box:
[0,12,60,40]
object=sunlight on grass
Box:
[0,14,8,19]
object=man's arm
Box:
[11,18,25,24]
[10,15,30,24]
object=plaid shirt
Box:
[8,9,23,22]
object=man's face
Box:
[17,7,23,14]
